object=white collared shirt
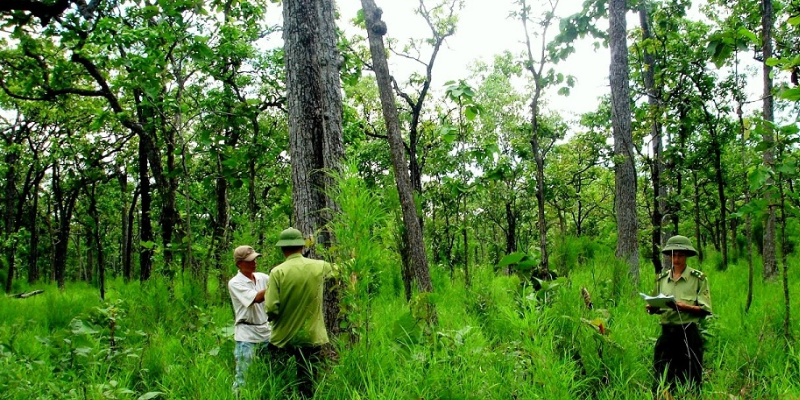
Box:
[228,271,271,343]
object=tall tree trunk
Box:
[160,123,179,269]
[361,0,434,299]
[712,130,728,269]
[3,147,17,293]
[28,182,40,283]
[462,196,469,288]
[609,0,639,283]
[87,183,105,300]
[639,2,666,275]
[693,171,703,261]
[124,187,139,282]
[761,0,778,280]
[737,92,755,312]
[778,173,791,338]
[117,169,129,281]
[284,0,345,335]
[283,0,343,244]
[138,135,154,282]
[505,202,517,254]
[213,156,230,302]
[519,0,556,277]
[52,163,79,289]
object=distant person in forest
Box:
[228,245,271,392]
[265,227,337,398]
[646,235,712,395]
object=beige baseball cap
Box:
[234,245,261,262]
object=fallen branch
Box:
[10,289,45,298]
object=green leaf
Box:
[765,57,782,67]
[736,27,758,45]
[779,87,800,102]
[788,15,800,26]
[138,393,164,400]
[465,105,478,121]
[498,252,526,267]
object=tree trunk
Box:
[462,196,469,288]
[138,134,154,283]
[124,187,139,282]
[609,0,639,283]
[639,2,666,275]
[284,0,345,335]
[87,183,105,300]
[28,182,40,283]
[117,169,129,281]
[283,0,343,244]
[778,173,791,338]
[531,129,549,275]
[712,130,728,269]
[361,0,434,299]
[505,202,517,254]
[693,171,703,261]
[761,0,778,280]
[213,156,230,301]
[778,173,791,341]
[52,163,79,289]
[3,140,18,293]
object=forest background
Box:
[1,0,800,398]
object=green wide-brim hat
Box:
[661,235,698,257]
[275,227,306,247]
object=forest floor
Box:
[1,251,799,399]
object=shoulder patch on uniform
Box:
[656,270,670,281]
[690,269,706,280]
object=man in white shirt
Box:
[228,245,271,391]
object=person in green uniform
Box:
[265,227,336,398]
[646,235,712,395]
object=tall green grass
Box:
[2,216,800,398]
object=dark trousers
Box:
[654,323,704,394]
[268,344,323,398]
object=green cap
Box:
[275,227,306,247]
[661,235,697,257]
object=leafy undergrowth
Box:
[2,248,799,399]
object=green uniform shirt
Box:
[654,267,712,325]
[265,253,334,348]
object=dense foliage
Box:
[2,0,800,398]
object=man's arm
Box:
[264,274,280,320]
[252,289,266,304]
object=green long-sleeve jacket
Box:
[654,267,712,325]
[265,253,335,348]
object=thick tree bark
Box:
[283,0,343,244]
[361,0,434,297]
[761,0,778,280]
[284,0,345,334]
[609,0,639,283]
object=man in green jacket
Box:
[265,227,336,398]
[646,235,712,395]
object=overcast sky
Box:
[332,0,611,120]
